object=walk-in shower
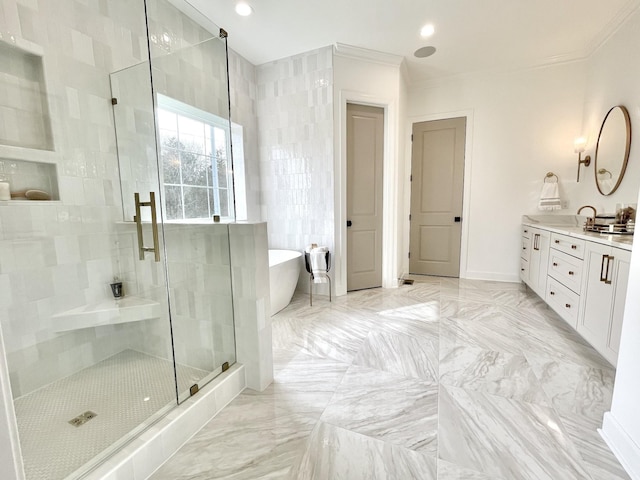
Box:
[0,0,237,478]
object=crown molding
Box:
[333,43,404,67]
[586,0,640,57]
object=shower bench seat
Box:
[51,296,161,332]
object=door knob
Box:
[347,220,352,227]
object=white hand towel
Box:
[309,246,329,284]
[538,182,561,211]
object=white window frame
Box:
[156,94,235,222]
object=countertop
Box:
[522,215,634,251]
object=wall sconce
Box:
[574,137,591,182]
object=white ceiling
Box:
[188,0,640,83]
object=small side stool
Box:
[304,251,332,306]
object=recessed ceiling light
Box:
[414,46,437,58]
[420,24,435,38]
[235,2,253,16]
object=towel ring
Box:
[598,168,612,179]
[544,172,558,183]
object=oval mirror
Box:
[595,105,631,196]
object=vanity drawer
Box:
[546,277,580,328]
[522,226,532,239]
[521,237,531,261]
[550,233,585,259]
[520,258,529,281]
[548,249,583,294]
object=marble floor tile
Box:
[437,277,487,290]
[438,385,591,480]
[348,287,436,313]
[375,299,441,322]
[440,316,526,356]
[353,330,439,382]
[439,344,549,406]
[244,352,350,418]
[557,412,631,480]
[437,459,506,479]
[293,422,437,480]
[440,286,498,305]
[151,279,628,480]
[397,283,443,303]
[370,311,441,341]
[320,365,438,453]
[150,398,316,480]
[525,352,615,421]
[271,310,370,364]
[439,297,501,321]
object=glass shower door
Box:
[111,2,236,405]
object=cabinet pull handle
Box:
[555,240,560,244]
[604,255,614,285]
[521,268,525,272]
[553,262,558,267]
[534,234,540,251]
[568,271,574,275]
[550,291,555,295]
[524,229,528,233]
[565,303,571,308]
[571,245,577,250]
[523,246,526,250]
[600,254,608,282]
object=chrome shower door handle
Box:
[134,192,161,262]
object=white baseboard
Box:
[462,270,521,283]
[600,411,640,480]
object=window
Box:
[156,95,234,221]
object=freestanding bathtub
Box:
[269,249,302,315]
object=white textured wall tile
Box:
[0,0,239,399]
[229,223,272,391]
[256,48,334,292]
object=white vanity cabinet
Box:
[520,226,531,282]
[578,242,631,366]
[545,233,585,328]
[521,219,632,366]
[527,228,550,297]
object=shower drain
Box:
[68,411,97,427]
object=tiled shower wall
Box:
[229,49,261,222]
[0,0,242,398]
[0,0,148,398]
[256,47,335,290]
[115,223,236,373]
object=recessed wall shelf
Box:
[0,37,54,151]
[52,296,162,332]
[0,36,60,201]
[0,157,59,200]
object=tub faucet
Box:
[577,205,597,230]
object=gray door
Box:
[347,103,384,290]
[409,117,466,277]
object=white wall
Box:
[591,10,640,479]
[332,47,406,294]
[570,9,640,214]
[407,62,587,281]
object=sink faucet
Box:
[577,205,597,230]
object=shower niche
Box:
[0,36,60,201]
